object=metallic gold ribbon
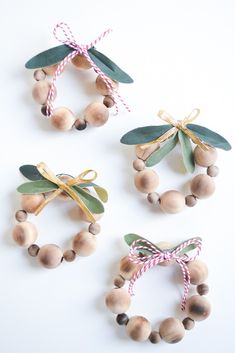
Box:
[35,162,97,223]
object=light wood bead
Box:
[43,64,59,76]
[185,295,211,321]
[159,190,185,214]
[147,192,160,205]
[28,244,40,257]
[105,288,131,314]
[84,102,109,127]
[159,317,185,344]
[126,316,151,342]
[21,194,44,213]
[72,231,97,257]
[134,169,159,194]
[185,194,197,207]
[51,107,75,131]
[15,210,27,222]
[88,223,101,235]
[156,241,173,266]
[187,260,208,285]
[32,80,52,105]
[114,275,125,288]
[149,331,161,344]
[77,207,103,223]
[38,244,63,269]
[194,146,218,167]
[74,118,87,131]
[34,69,46,81]
[96,75,118,95]
[133,159,145,171]
[12,222,37,247]
[103,95,115,108]
[182,317,195,330]
[197,283,209,296]
[190,174,216,199]
[72,55,92,69]
[119,256,140,280]
[63,249,76,262]
[207,165,219,177]
[135,143,159,160]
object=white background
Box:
[0,0,235,352]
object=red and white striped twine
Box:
[46,22,130,117]
[128,237,202,311]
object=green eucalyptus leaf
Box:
[178,130,195,173]
[124,234,156,255]
[145,133,178,167]
[72,186,104,214]
[78,183,108,203]
[177,244,197,255]
[121,125,172,145]
[19,165,46,181]
[17,180,58,194]
[187,124,232,151]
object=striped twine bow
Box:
[46,22,130,117]
[128,237,202,310]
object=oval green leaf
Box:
[124,234,157,255]
[19,165,46,181]
[78,183,108,202]
[72,186,104,214]
[120,125,172,145]
[187,124,232,151]
[145,133,178,167]
[17,180,58,194]
[178,130,195,173]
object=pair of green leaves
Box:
[25,44,133,84]
[17,165,108,214]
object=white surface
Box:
[0,0,235,352]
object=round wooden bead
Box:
[194,146,218,167]
[105,288,131,314]
[119,255,140,280]
[15,210,27,222]
[185,195,197,207]
[88,223,101,235]
[116,313,129,325]
[28,244,40,257]
[185,295,211,321]
[84,102,109,127]
[103,95,115,108]
[187,260,208,285]
[43,64,59,76]
[207,165,219,177]
[134,169,159,194]
[126,316,151,342]
[156,241,173,266]
[149,331,161,344]
[133,159,145,171]
[33,69,46,81]
[197,283,209,296]
[114,275,125,288]
[21,194,45,213]
[12,222,37,247]
[159,190,185,214]
[41,105,48,116]
[182,317,195,330]
[135,143,159,161]
[74,118,87,131]
[159,317,185,344]
[51,107,75,131]
[38,244,63,269]
[72,231,97,257]
[96,75,118,95]
[147,192,160,205]
[63,249,76,262]
[32,80,52,105]
[72,54,92,69]
[190,174,216,199]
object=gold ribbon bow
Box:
[141,108,209,150]
[35,162,98,223]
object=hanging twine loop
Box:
[128,237,202,310]
[46,22,130,117]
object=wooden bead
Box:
[185,194,197,207]
[135,143,159,160]
[32,80,52,105]
[96,75,118,95]
[185,295,211,321]
[133,158,145,171]
[38,244,63,269]
[103,95,115,108]
[63,249,76,262]
[21,194,44,213]
[28,244,40,257]
[41,105,48,116]
[149,331,161,344]
[33,69,46,81]
[182,317,195,330]
[74,118,87,131]
[105,288,131,314]
[116,313,129,325]
[190,174,216,199]
[43,64,59,76]
[126,316,151,342]
[72,231,97,257]
[187,260,208,284]
[194,146,218,167]
[12,222,37,247]
[72,55,92,69]
[114,275,125,288]
[119,256,140,280]
[159,317,185,344]
[207,165,219,177]
[134,169,159,194]
[51,107,75,131]
[197,283,209,296]
[77,207,103,223]
[84,102,109,127]
[147,192,160,205]
[15,209,27,222]
[159,190,185,214]
[88,223,101,235]
[156,241,173,266]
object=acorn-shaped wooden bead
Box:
[134,169,159,194]
[72,231,97,257]
[159,317,185,344]
[105,288,131,314]
[156,241,173,266]
[84,102,109,127]
[126,316,151,342]
[96,75,118,95]
[194,146,218,167]
[21,194,45,213]
[190,174,216,199]
[43,64,59,76]
[185,295,211,321]
[72,54,92,69]
[51,107,75,131]
[119,256,140,280]
[12,222,37,247]
[32,80,52,105]
[187,260,208,285]
[135,143,159,160]
[159,190,185,214]
[38,244,63,269]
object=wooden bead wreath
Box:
[121,109,232,214]
[105,234,210,344]
[12,163,108,269]
[25,22,133,131]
